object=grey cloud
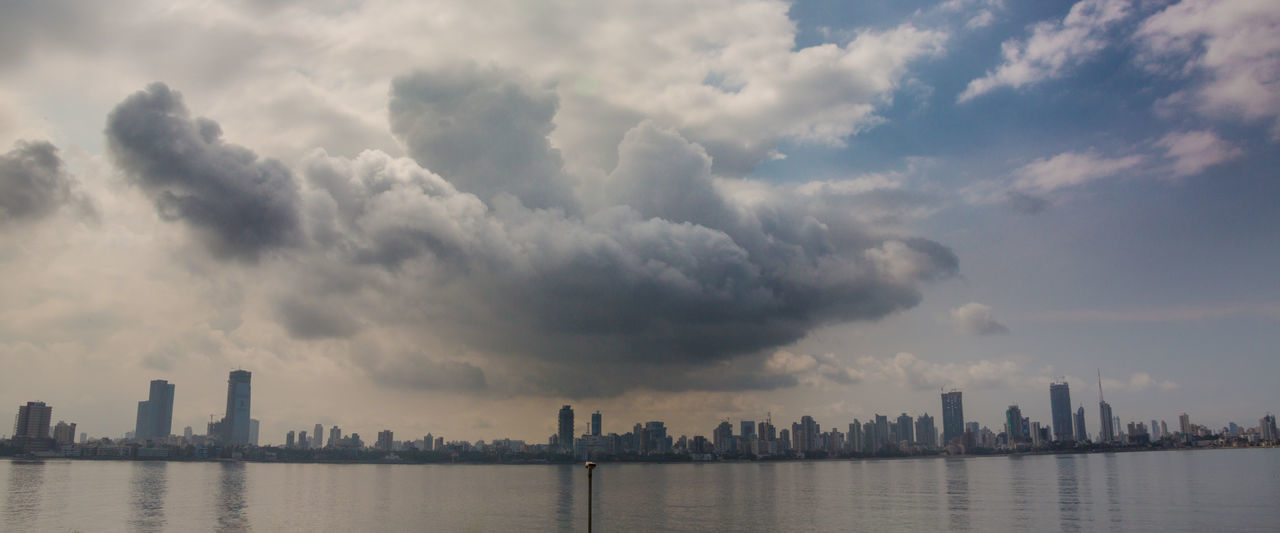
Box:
[951,302,1010,336]
[389,66,577,212]
[0,140,75,223]
[275,296,362,340]
[356,352,488,392]
[105,82,302,261]
[1005,191,1049,215]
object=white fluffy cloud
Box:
[959,0,1133,102]
[951,302,1010,335]
[1155,129,1243,177]
[1013,150,1146,193]
[1138,0,1280,138]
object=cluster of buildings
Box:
[5,368,1279,462]
[553,376,1280,461]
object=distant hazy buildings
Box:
[941,390,964,446]
[591,411,602,437]
[249,419,260,446]
[134,379,175,441]
[1049,381,1073,442]
[915,413,937,448]
[221,370,252,445]
[1098,401,1115,443]
[1261,414,1278,442]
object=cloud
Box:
[951,302,1010,335]
[105,82,302,261]
[852,352,1026,390]
[389,66,576,212]
[0,140,76,223]
[1155,129,1242,177]
[763,350,862,386]
[959,0,1133,102]
[1103,372,1178,392]
[1137,0,1280,137]
[1012,149,1146,193]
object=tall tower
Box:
[135,379,175,441]
[1005,405,1025,444]
[941,390,964,446]
[1074,405,1088,442]
[590,411,602,437]
[1097,370,1114,443]
[557,405,574,453]
[1049,380,1073,442]
[222,370,252,445]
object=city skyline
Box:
[1,0,1278,443]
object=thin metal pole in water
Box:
[585,461,597,533]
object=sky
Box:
[1,0,1277,446]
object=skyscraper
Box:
[1179,413,1191,436]
[941,390,964,446]
[1074,406,1088,442]
[377,430,393,451]
[874,414,889,449]
[915,413,937,448]
[557,405,574,453]
[314,424,323,447]
[249,419,260,446]
[1005,405,1025,445]
[1097,370,1114,443]
[222,370,252,445]
[134,379,175,441]
[896,413,914,444]
[590,411,602,437]
[1049,380,1074,442]
[1261,414,1278,442]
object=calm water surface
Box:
[3,448,1278,532]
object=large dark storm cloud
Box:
[0,140,75,223]
[106,83,301,260]
[104,71,957,396]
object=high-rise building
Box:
[1179,413,1191,436]
[184,426,193,440]
[1097,370,1114,443]
[1074,406,1088,442]
[874,414,889,449]
[314,424,323,447]
[591,411,602,437]
[53,421,77,445]
[299,430,309,449]
[377,430,393,451]
[941,390,964,446]
[12,401,53,451]
[424,433,434,451]
[1260,414,1278,442]
[740,420,756,441]
[1005,405,1026,445]
[896,413,914,444]
[797,416,820,452]
[222,370,252,445]
[329,426,342,448]
[286,430,295,448]
[713,421,733,453]
[249,419,260,446]
[863,420,877,453]
[557,405,574,453]
[1049,380,1073,442]
[134,379,175,441]
[915,413,937,448]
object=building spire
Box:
[1097,368,1104,403]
